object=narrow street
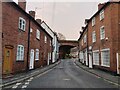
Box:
[6,59,118,89]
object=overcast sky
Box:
[13,0,108,40]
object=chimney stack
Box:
[36,19,41,25]
[29,11,36,18]
[98,3,105,10]
[18,0,26,11]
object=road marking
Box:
[63,78,71,81]
[27,79,32,82]
[35,69,53,78]
[103,79,120,86]
[16,83,21,86]
[22,85,27,88]
[12,85,18,89]
[25,82,29,85]
[30,77,33,80]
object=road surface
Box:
[5,59,119,89]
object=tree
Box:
[57,33,66,40]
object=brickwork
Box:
[78,2,120,73]
[2,2,52,75]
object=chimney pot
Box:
[36,19,42,25]
[29,11,35,18]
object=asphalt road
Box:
[7,59,119,89]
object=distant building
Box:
[70,47,78,58]
[78,1,120,74]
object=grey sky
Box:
[13,0,108,40]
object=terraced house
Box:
[78,1,120,74]
[2,1,54,76]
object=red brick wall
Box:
[78,3,120,73]
[2,2,29,73]
[2,2,52,74]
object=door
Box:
[117,53,120,74]
[89,53,93,68]
[3,47,13,74]
[47,53,49,65]
[29,49,34,70]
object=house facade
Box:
[78,1,120,74]
[41,21,59,64]
[2,1,52,76]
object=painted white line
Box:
[27,79,32,82]
[16,83,21,86]
[22,85,27,88]
[63,78,71,81]
[35,69,53,78]
[30,77,33,80]
[12,85,18,89]
[25,82,29,85]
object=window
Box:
[101,49,110,67]
[36,29,40,40]
[50,40,51,46]
[92,31,96,43]
[16,45,24,61]
[92,17,95,26]
[100,9,104,20]
[35,49,39,60]
[84,34,87,43]
[93,50,99,65]
[19,17,26,31]
[45,36,47,43]
[100,26,105,40]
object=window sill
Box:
[18,28,25,32]
[16,60,24,62]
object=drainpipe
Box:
[26,18,31,71]
[86,27,89,67]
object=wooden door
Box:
[3,47,13,74]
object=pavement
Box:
[74,60,120,86]
[2,61,60,88]
[3,59,119,89]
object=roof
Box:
[78,1,120,41]
[8,2,53,39]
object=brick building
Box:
[78,1,120,74]
[2,1,52,76]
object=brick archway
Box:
[59,40,78,59]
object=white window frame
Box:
[16,45,24,61]
[84,34,87,43]
[92,17,95,26]
[100,9,104,21]
[35,49,39,61]
[19,17,26,31]
[101,48,110,67]
[93,50,99,65]
[100,26,105,40]
[50,40,51,46]
[45,36,47,43]
[36,29,40,40]
[92,31,96,43]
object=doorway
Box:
[3,47,13,74]
[89,53,93,68]
[29,49,34,70]
[117,53,120,74]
